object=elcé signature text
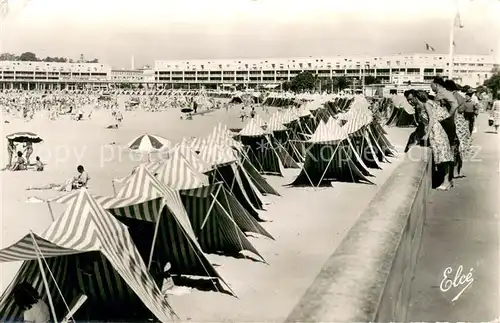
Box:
[439,265,474,302]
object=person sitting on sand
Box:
[72,165,89,189]
[35,156,44,171]
[11,151,27,171]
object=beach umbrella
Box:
[127,134,171,153]
[6,132,43,143]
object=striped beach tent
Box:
[341,99,382,170]
[170,143,213,173]
[368,121,397,159]
[386,94,416,127]
[50,166,231,293]
[199,143,265,221]
[290,118,374,187]
[0,189,175,322]
[239,155,281,196]
[266,112,301,169]
[239,118,284,176]
[188,137,207,153]
[151,150,271,259]
[112,165,230,288]
[206,125,280,196]
[273,111,305,163]
[206,123,244,152]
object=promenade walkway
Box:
[407,114,500,322]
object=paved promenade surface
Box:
[407,114,500,322]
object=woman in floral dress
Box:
[405,90,454,190]
[431,77,470,179]
[443,80,472,177]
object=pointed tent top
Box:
[239,118,267,137]
[206,124,243,150]
[154,149,209,190]
[199,143,238,167]
[212,123,232,141]
[253,114,266,128]
[266,112,287,132]
[351,95,372,114]
[189,136,207,152]
[309,117,347,143]
[283,109,299,124]
[392,94,415,114]
[297,105,312,117]
[307,100,323,111]
[342,109,371,134]
[171,143,213,173]
[325,117,348,141]
[117,164,197,240]
[309,121,331,143]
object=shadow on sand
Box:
[172,276,234,296]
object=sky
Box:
[1,0,499,68]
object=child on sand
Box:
[35,156,44,171]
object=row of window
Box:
[0,71,107,76]
[155,68,448,74]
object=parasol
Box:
[127,134,172,153]
[6,132,43,143]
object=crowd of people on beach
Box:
[403,76,499,191]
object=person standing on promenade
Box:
[405,89,454,190]
[443,79,471,177]
[430,77,459,180]
[461,91,480,135]
[491,92,500,134]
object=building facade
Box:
[0,53,497,91]
[154,53,498,88]
[0,61,111,90]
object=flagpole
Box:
[448,0,459,79]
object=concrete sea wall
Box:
[286,146,432,322]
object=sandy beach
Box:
[0,97,411,321]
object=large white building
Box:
[0,53,497,91]
[154,53,498,88]
[0,61,111,90]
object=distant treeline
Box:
[0,52,99,63]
